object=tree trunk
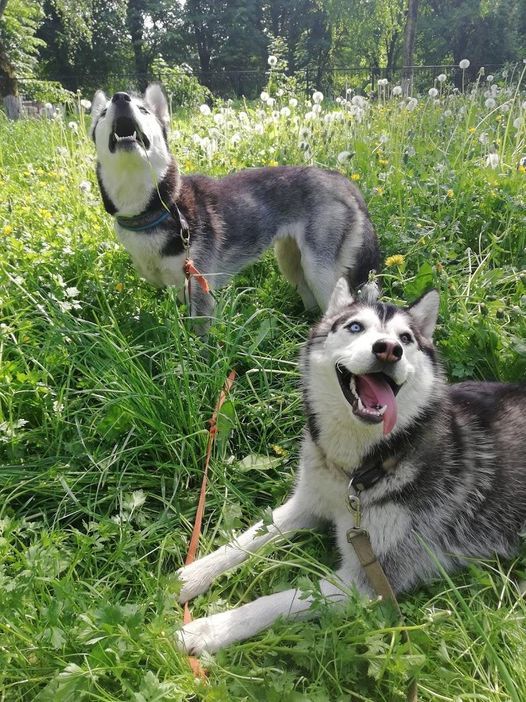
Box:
[126,0,149,90]
[0,46,20,120]
[402,0,418,95]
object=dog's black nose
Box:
[373,339,403,363]
[112,92,131,104]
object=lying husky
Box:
[90,84,379,323]
[177,280,526,654]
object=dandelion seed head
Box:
[260,91,270,102]
[392,85,402,96]
[289,97,298,108]
[437,74,447,83]
[79,180,91,193]
[268,55,278,67]
[428,87,439,98]
[312,91,324,104]
[199,104,211,116]
[486,152,499,169]
[485,97,496,109]
[487,75,494,83]
[377,78,388,86]
[459,59,470,69]
[337,150,352,163]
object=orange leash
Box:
[184,259,210,295]
[182,369,237,678]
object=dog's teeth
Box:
[132,131,136,139]
[357,396,365,411]
[378,405,387,416]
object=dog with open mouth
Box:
[176,279,526,655]
[90,84,379,328]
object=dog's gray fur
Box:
[90,85,379,324]
[176,279,526,655]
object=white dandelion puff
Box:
[260,91,270,102]
[459,59,470,69]
[199,104,211,116]
[312,91,324,104]
[392,85,402,96]
[437,74,447,83]
[268,55,278,67]
[428,87,439,98]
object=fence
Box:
[4,63,515,105]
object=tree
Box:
[402,0,418,94]
[0,0,44,118]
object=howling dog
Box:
[90,84,379,324]
[177,280,526,654]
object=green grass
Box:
[0,74,525,701]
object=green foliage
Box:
[0,72,526,699]
[0,0,44,77]
[151,56,211,109]
[19,78,74,104]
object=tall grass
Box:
[0,72,525,700]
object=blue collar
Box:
[116,208,172,232]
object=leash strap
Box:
[182,370,237,678]
[347,491,418,702]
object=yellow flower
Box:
[519,165,526,174]
[115,282,124,292]
[374,187,384,195]
[351,173,361,181]
[268,160,279,167]
[378,158,389,167]
[39,209,52,220]
[2,224,13,236]
[271,444,287,456]
[468,127,476,134]
[446,189,454,198]
[385,254,405,268]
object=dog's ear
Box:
[144,83,170,129]
[326,277,355,316]
[407,289,440,338]
[91,90,108,121]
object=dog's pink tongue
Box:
[355,374,397,435]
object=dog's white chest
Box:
[116,225,186,288]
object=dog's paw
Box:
[176,561,214,604]
[176,614,231,655]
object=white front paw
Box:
[177,561,214,603]
[176,614,229,655]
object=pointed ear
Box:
[144,83,170,129]
[407,289,440,338]
[326,277,355,316]
[91,90,107,120]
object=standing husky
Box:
[90,84,379,322]
[177,280,526,655]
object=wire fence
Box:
[4,63,516,105]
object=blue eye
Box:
[347,321,363,333]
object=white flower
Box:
[487,75,494,83]
[351,95,367,108]
[230,132,241,145]
[499,102,510,113]
[260,91,270,102]
[305,111,315,120]
[289,97,298,108]
[53,400,64,413]
[337,150,352,163]
[299,126,311,140]
[199,104,211,116]
[485,97,496,109]
[478,132,489,144]
[254,123,264,135]
[213,113,225,125]
[80,99,91,110]
[312,104,322,114]
[312,91,324,104]
[444,109,452,117]
[379,134,389,144]
[406,97,418,112]
[522,100,526,110]
[459,59,470,69]
[276,88,284,97]
[65,286,80,298]
[79,180,91,193]
[67,121,78,132]
[268,55,278,67]
[280,106,291,117]
[392,85,402,96]
[405,145,416,158]
[266,97,275,107]
[486,152,499,169]
[428,87,439,98]
[56,146,68,156]
[513,117,522,129]
[437,74,447,83]
[377,78,388,87]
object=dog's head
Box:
[304,278,441,438]
[90,83,170,161]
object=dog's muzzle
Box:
[109,97,150,153]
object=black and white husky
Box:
[177,279,526,655]
[90,85,379,322]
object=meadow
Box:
[0,68,525,701]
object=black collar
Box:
[349,455,388,492]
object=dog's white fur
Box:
[176,280,439,655]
